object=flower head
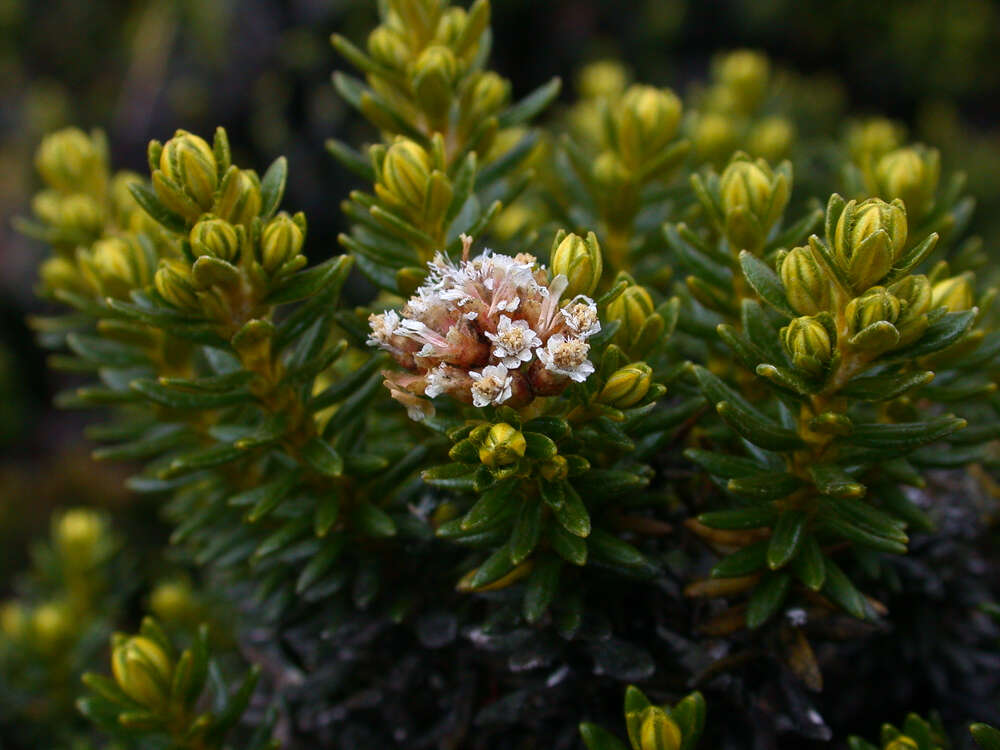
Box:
[470,365,514,407]
[537,334,595,382]
[486,315,541,368]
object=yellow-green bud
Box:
[693,113,738,163]
[539,455,569,481]
[847,118,904,166]
[412,45,458,119]
[833,198,907,291]
[157,130,218,211]
[780,246,832,315]
[715,50,769,114]
[846,286,901,335]
[190,218,241,263]
[434,7,468,47]
[931,273,975,312]
[109,170,154,232]
[719,156,790,252]
[368,26,411,70]
[214,168,261,227]
[874,146,940,220]
[39,257,91,295]
[551,231,602,297]
[36,127,104,193]
[616,84,682,170]
[638,706,683,750]
[84,235,152,298]
[378,139,433,213]
[747,116,795,162]
[111,635,173,710]
[885,738,919,750]
[154,259,199,310]
[36,192,104,236]
[606,279,655,350]
[578,60,628,100]
[781,316,833,376]
[55,509,104,568]
[260,214,305,273]
[150,581,197,623]
[478,423,527,467]
[32,601,71,652]
[0,601,26,639]
[599,362,653,408]
[888,274,932,345]
[464,72,510,120]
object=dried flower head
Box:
[368,235,600,419]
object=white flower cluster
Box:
[368,236,600,419]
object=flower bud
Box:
[36,127,105,194]
[260,213,305,272]
[55,509,104,569]
[780,246,832,315]
[781,316,833,376]
[190,218,241,263]
[846,286,901,335]
[32,601,71,652]
[463,72,510,121]
[747,116,795,162]
[367,26,411,70]
[109,170,154,232]
[84,235,152,298]
[599,362,653,408]
[578,60,628,100]
[638,706,683,750]
[0,601,26,639]
[150,581,198,624]
[112,635,173,710]
[931,273,975,312]
[888,274,932,345]
[592,151,637,225]
[378,139,433,213]
[478,422,527,467]
[606,279,655,350]
[39,257,91,295]
[155,259,199,310]
[715,50,769,114]
[719,156,789,252]
[551,231,602,297]
[539,455,569,481]
[874,146,940,220]
[885,739,919,750]
[833,198,907,291]
[616,84,682,170]
[38,192,104,237]
[157,130,218,211]
[847,118,903,167]
[434,6,467,47]
[693,113,738,164]
[214,168,261,227]
[412,45,458,119]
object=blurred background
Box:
[3,0,1000,587]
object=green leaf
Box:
[839,370,935,401]
[846,416,966,451]
[259,156,287,220]
[476,130,540,187]
[460,479,518,532]
[879,483,933,532]
[747,571,791,628]
[523,556,561,623]
[579,723,630,750]
[699,506,777,530]
[301,437,344,477]
[883,310,976,360]
[314,493,341,537]
[971,724,1000,750]
[684,448,764,479]
[295,534,345,594]
[131,378,253,409]
[553,483,591,537]
[469,544,516,588]
[767,511,807,569]
[509,499,544,565]
[351,501,397,538]
[739,250,795,318]
[809,464,865,498]
[498,77,561,128]
[710,540,768,578]
[790,534,826,590]
[523,431,558,460]
[265,254,353,305]
[229,471,298,508]
[587,529,645,567]
[821,557,869,619]
[624,685,653,749]
[674,692,708,750]
[127,182,186,233]
[550,522,588,565]
[325,138,375,181]
[727,472,802,502]
[422,463,477,491]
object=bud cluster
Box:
[580,685,706,750]
[368,236,600,419]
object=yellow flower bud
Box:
[478,423,527,467]
[260,213,305,273]
[32,601,72,652]
[214,168,261,227]
[157,130,218,211]
[578,60,628,100]
[411,45,458,119]
[715,50,769,114]
[109,170,155,232]
[888,274,932,345]
[885,738,919,750]
[539,455,569,481]
[693,113,738,164]
[719,156,789,252]
[55,508,104,568]
[190,218,241,263]
[931,273,975,312]
[551,231,603,297]
[434,7,468,47]
[36,127,105,193]
[39,257,91,295]
[833,198,907,291]
[874,146,940,220]
[781,316,833,376]
[846,286,902,334]
[378,139,433,213]
[154,259,199,310]
[84,235,152,298]
[61,193,106,236]
[150,581,197,623]
[606,279,655,350]
[638,706,683,750]
[599,362,653,408]
[616,84,682,170]
[368,26,411,70]
[0,601,26,639]
[463,72,510,120]
[112,635,173,710]
[780,246,832,315]
[847,118,904,167]
[747,116,795,162]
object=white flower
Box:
[561,295,601,338]
[424,364,449,398]
[470,364,513,407]
[485,315,541,369]
[537,334,595,382]
[367,310,401,349]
